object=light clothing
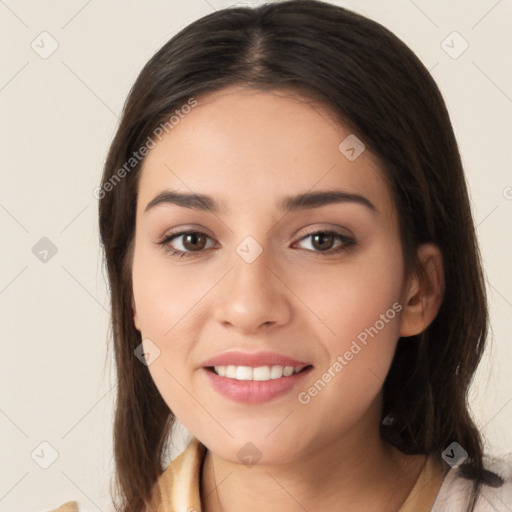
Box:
[431,452,512,511]
[46,437,512,511]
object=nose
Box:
[212,246,292,334]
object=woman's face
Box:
[131,85,408,464]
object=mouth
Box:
[205,364,313,381]
[202,363,314,404]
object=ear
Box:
[400,243,444,337]
[132,293,141,332]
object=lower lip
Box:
[202,366,313,404]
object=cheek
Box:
[288,240,403,349]
[293,290,401,441]
[131,244,216,418]
[290,242,403,419]
[132,243,209,334]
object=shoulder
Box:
[432,452,512,511]
[148,435,207,512]
[40,438,206,512]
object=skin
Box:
[131,85,445,511]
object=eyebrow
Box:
[144,189,377,214]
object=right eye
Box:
[157,230,216,258]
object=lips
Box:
[201,350,311,369]
[200,350,314,404]
[202,364,314,404]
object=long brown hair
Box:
[98,1,499,510]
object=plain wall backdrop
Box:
[1,1,511,511]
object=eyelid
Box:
[157,225,357,259]
[297,223,354,239]
[158,223,354,242]
[156,224,214,243]
[293,228,356,253]
[156,229,216,250]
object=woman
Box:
[49,1,511,510]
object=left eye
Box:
[294,230,356,254]
[157,230,356,258]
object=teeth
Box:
[212,365,304,381]
[253,366,270,380]
[236,366,253,380]
[270,365,284,379]
[282,366,294,377]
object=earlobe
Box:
[399,243,444,337]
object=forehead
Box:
[137,86,395,220]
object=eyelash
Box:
[156,229,356,259]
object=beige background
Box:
[1,1,511,511]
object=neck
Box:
[200,410,426,512]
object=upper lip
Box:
[201,350,312,369]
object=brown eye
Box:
[181,232,208,251]
[158,230,215,258]
[295,230,356,255]
[310,232,336,251]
